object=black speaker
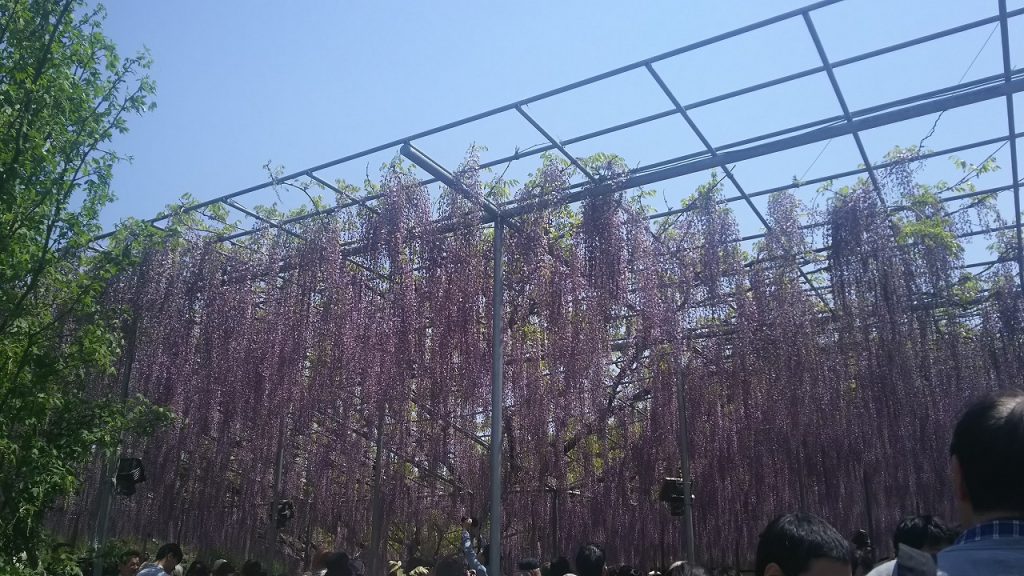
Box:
[115,458,146,496]
[659,477,691,517]
[276,499,295,528]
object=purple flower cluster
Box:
[54,156,1024,570]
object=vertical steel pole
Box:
[550,489,560,557]
[268,414,286,565]
[998,0,1024,289]
[369,403,387,576]
[675,360,695,563]
[489,219,506,576]
[92,313,139,576]
[862,470,875,551]
[303,486,317,572]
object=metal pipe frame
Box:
[803,13,883,199]
[489,219,505,576]
[92,3,1024,564]
[645,62,834,313]
[93,2,1024,283]
[998,0,1024,286]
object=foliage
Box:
[0,1,170,572]
[52,137,1024,575]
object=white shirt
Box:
[864,559,895,576]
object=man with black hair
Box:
[324,553,352,576]
[938,389,1024,574]
[118,550,143,576]
[240,560,264,576]
[550,556,572,576]
[575,543,606,576]
[518,558,542,576]
[212,560,236,576]
[435,555,470,576]
[137,543,183,576]
[755,513,851,576]
[461,517,487,576]
[865,516,957,576]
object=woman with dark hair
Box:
[325,552,353,576]
[185,560,211,576]
[549,556,572,576]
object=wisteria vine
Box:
[54,149,1024,571]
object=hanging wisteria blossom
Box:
[55,149,1024,572]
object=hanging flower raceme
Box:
[53,150,1024,571]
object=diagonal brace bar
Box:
[305,171,380,215]
[515,105,598,183]
[400,142,504,220]
[645,63,835,314]
[226,199,305,240]
[804,13,884,198]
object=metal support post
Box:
[675,360,696,563]
[267,414,287,565]
[92,312,139,576]
[862,470,875,549]
[369,403,387,576]
[550,488,560,556]
[303,489,316,572]
[489,219,506,576]
[998,0,1024,288]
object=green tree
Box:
[0,1,168,572]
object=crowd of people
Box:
[111,389,1023,576]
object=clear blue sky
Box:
[99,0,1024,262]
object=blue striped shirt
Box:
[954,519,1024,544]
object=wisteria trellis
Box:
[57,150,1023,571]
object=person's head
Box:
[312,551,331,572]
[119,550,142,576]
[755,514,852,576]
[519,558,542,576]
[461,516,481,535]
[325,552,352,576]
[155,544,184,573]
[575,543,606,576]
[949,389,1024,526]
[550,556,572,576]
[848,530,873,576]
[212,560,236,576]
[891,515,956,556]
[434,555,469,576]
[668,561,709,576]
[240,560,263,576]
[185,560,210,576]
[850,531,870,553]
